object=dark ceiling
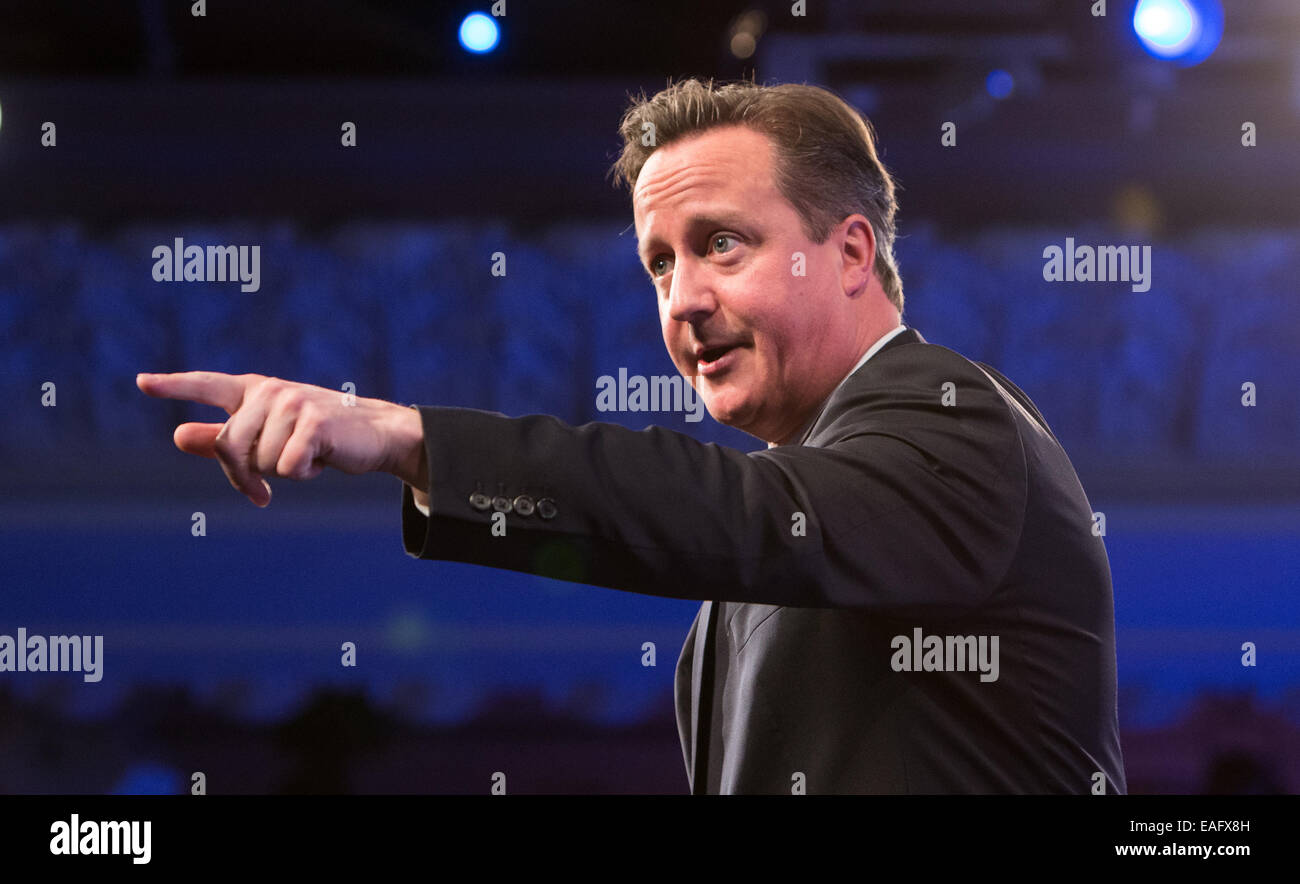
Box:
[1,0,1296,227]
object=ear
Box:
[838,215,877,299]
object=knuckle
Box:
[297,405,324,432]
[257,377,286,398]
[278,386,307,412]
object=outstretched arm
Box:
[139,353,1026,612]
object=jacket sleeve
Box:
[401,353,1027,614]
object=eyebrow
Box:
[637,211,751,268]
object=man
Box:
[138,78,1126,794]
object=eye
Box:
[650,254,673,278]
[710,233,740,255]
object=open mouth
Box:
[700,344,736,364]
[695,343,743,377]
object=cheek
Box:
[747,278,807,346]
[735,261,794,333]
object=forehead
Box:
[632,125,780,236]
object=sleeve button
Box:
[536,497,558,520]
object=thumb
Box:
[173,422,224,458]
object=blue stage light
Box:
[459,12,499,54]
[1133,0,1223,65]
[986,69,1015,100]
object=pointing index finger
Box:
[136,371,254,414]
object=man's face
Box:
[633,124,864,444]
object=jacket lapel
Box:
[676,599,717,794]
[688,600,718,794]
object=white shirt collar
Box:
[768,324,908,448]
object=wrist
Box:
[386,402,429,491]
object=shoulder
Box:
[868,336,996,385]
[809,337,1020,449]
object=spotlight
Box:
[459,12,499,54]
[1133,0,1222,66]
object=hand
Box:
[136,371,427,507]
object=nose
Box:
[665,259,717,326]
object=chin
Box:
[702,394,753,431]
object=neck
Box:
[765,318,905,447]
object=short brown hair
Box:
[610,77,904,313]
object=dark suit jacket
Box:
[401,328,1127,794]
